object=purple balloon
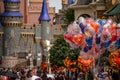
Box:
[79,23,86,34]
[96,34,101,44]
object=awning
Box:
[104,3,120,16]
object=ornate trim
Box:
[35,37,41,42]
[20,32,35,38]
[3,22,22,27]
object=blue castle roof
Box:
[39,0,51,21]
[2,11,22,17]
[4,0,20,2]
[68,0,73,5]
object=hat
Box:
[102,72,108,75]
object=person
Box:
[27,70,41,80]
[101,72,112,80]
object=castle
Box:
[0,0,67,68]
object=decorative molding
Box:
[20,32,35,38]
[40,40,47,48]
[35,37,41,42]
[3,22,23,27]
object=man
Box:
[28,70,41,80]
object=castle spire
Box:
[68,0,73,5]
[39,0,51,21]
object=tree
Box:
[62,9,75,24]
[49,36,80,67]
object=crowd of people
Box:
[0,66,119,80]
[0,67,67,80]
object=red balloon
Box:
[64,33,74,43]
[111,30,117,41]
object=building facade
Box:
[69,0,115,20]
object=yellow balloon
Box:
[85,31,91,37]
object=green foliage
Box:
[62,9,75,24]
[49,36,80,67]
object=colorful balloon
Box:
[104,40,111,48]
[96,34,101,44]
[83,46,90,52]
[79,23,86,34]
[86,37,93,46]
[78,17,86,25]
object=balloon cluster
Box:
[64,17,120,59]
[64,17,120,72]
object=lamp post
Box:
[45,40,51,74]
[26,52,33,69]
[37,52,42,66]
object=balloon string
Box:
[96,50,101,71]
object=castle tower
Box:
[2,0,23,56]
[39,0,51,73]
[39,0,51,45]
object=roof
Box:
[4,0,20,2]
[39,0,51,21]
[2,11,22,17]
[76,0,92,5]
[104,3,120,15]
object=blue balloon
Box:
[98,19,103,26]
[86,37,93,46]
[96,34,101,44]
[104,40,112,48]
[79,23,86,34]
[115,38,120,47]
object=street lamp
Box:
[36,52,42,66]
[25,51,33,69]
[45,40,51,73]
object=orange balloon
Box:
[91,21,100,32]
[73,34,83,45]
[111,23,117,30]
[114,56,120,66]
[73,34,78,40]
[95,22,100,28]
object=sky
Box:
[49,0,62,13]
